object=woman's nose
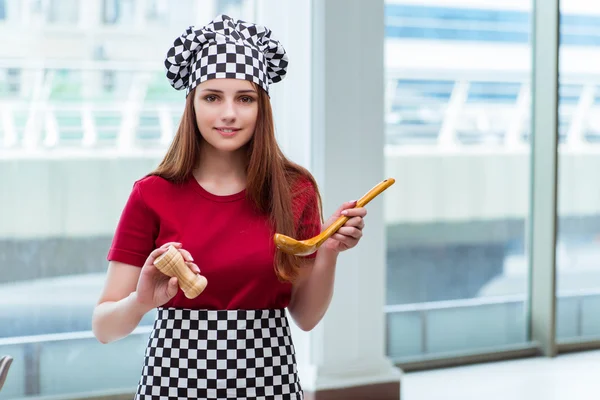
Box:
[220,100,236,121]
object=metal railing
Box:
[0,64,185,157]
[384,70,600,149]
[0,326,153,398]
[2,64,600,156]
[1,290,599,397]
[385,288,600,359]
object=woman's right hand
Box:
[134,242,201,312]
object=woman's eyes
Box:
[203,95,255,103]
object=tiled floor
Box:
[402,350,600,400]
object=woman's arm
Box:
[287,202,366,331]
[92,261,150,344]
[287,249,338,331]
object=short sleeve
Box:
[293,179,322,259]
[107,181,159,267]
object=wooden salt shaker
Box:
[154,245,207,299]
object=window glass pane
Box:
[384,0,533,362]
[556,1,600,342]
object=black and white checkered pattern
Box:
[165,14,288,96]
[135,308,303,400]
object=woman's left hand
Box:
[321,201,367,254]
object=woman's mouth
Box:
[215,127,240,137]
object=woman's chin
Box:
[206,140,248,153]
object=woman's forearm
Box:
[288,248,339,331]
[92,292,151,344]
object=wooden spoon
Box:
[274,178,395,256]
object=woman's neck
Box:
[193,145,247,195]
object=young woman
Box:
[92,15,367,399]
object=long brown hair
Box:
[150,84,322,282]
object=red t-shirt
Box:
[107,174,321,310]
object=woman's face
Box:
[193,79,258,153]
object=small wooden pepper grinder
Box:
[153,245,207,299]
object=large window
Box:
[0,1,249,398]
[384,0,533,362]
[385,0,600,367]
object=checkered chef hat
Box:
[164,14,288,96]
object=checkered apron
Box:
[135,308,303,399]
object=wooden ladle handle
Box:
[315,178,395,247]
[153,245,207,299]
